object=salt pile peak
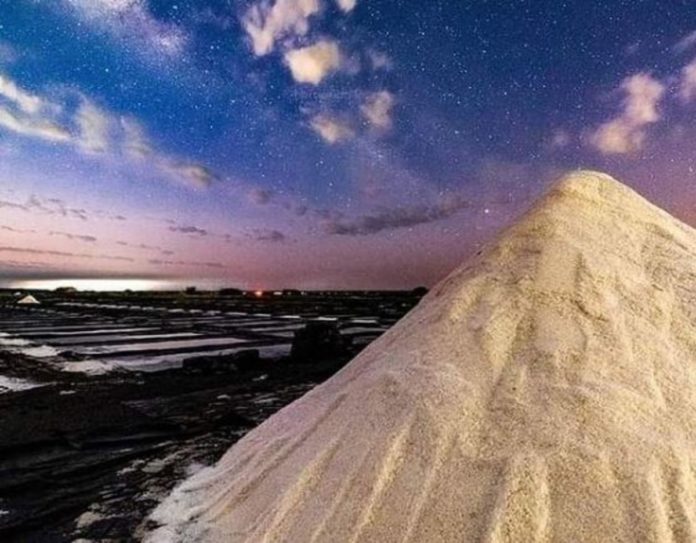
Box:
[147,170,696,543]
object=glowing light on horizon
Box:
[10,279,167,292]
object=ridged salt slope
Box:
[146,170,696,543]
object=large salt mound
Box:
[147,171,696,542]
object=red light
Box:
[254,290,263,298]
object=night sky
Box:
[1,0,696,290]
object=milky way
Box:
[1,0,696,289]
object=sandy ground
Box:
[147,171,696,542]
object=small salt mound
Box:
[147,171,696,542]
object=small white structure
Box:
[17,295,40,305]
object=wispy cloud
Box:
[0,41,18,65]
[678,59,696,103]
[547,128,572,150]
[0,195,89,221]
[161,162,218,189]
[63,0,188,57]
[674,30,696,54]
[0,72,217,189]
[1,225,36,234]
[242,0,320,56]
[0,76,71,142]
[249,228,287,243]
[76,98,110,153]
[168,224,209,237]
[323,196,469,236]
[0,246,134,262]
[366,49,392,71]
[50,230,98,243]
[0,194,129,224]
[148,258,224,269]
[117,240,174,256]
[121,116,152,158]
[284,40,342,85]
[310,114,354,144]
[119,116,217,188]
[588,73,665,155]
[248,187,274,205]
[0,74,44,114]
[0,107,71,143]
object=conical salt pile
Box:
[147,171,696,543]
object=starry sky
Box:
[1,0,696,290]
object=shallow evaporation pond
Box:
[1,323,127,334]
[223,319,288,328]
[73,336,252,355]
[247,324,305,332]
[19,345,60,358]
[349,319,380,324]
[99,343,292,372]
[0,335,30,347]
[16,327,165,338]
[46,332,202,345]
[340,326,389,334]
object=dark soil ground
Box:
[0,351,348,542]
[0,289,424,541]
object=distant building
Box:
[17,295,40,305]
[219,288,243,296]
[411,286,429,297]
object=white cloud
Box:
[284,40,342,84]
[588,73,665,155]
[0,74,44,114]
[674,30,696,54]
[243,0,320,56]
[0,107,71,142]
[310,114,354,144]
[76,99,111,153]
[64,0,188,57]
[361,90,395,130]
[335,0,357,13]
